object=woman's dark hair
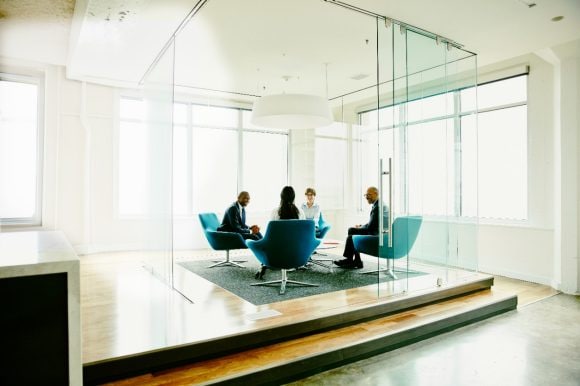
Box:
[278,186,300,219]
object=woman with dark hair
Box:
[271,186,305,220]
[256,186,306,279]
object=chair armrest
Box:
[352,234,379,257]
[317,224,331,239]
[206,230,247,250]
[245,237,267,250]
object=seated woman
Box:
[301,187,321,237]
[271,186,306,220]
[257,186,305,279]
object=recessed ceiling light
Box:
[551,16,564,22]
[350,73,369,81]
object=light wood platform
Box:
[80,249,556,385]
[102,288,517,385]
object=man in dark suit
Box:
[334,186,385,269]
[218,191,262,240]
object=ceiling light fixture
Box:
[551,16,564,22]
[251,94,333,130]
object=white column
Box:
[550,40,580,294]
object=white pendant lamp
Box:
[251,93,333,130]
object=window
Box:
[192,127,238,213]
[118,99,149,216]
[315,123,347,209]
[460,76,528,220]
[243,132,288,211]
[118,98,289,217]
[0,75,43,225]
[407,119,455,216]
[358,74,528,221]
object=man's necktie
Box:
[241,207,246,225]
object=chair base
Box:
[251,269,318,294]
[208,250,246,268]
[309,255,333,271]
[360,260,421,279]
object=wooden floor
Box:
[102,288,517,386]
[80,247,558,372]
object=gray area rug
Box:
[179,254,425,305]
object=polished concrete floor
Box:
[289,293,580,386]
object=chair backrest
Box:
[353,216,422,259]
[198,212,220,232]
[317,212,331,239]
[385,216,423,259]
[249,220,321,269]
[318,212,327,228]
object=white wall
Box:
[475,43,580,293]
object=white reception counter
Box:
[0,231,81,385]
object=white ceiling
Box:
[0,0,74,66]
[1,0,579,95]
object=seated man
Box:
[334,186,386,269]
[218,191,262,240]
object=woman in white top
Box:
[270,186,305,220]
[258,186,305,279]
[301,187,320,225]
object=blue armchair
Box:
[246,220,321,294]
[353,216,422,279]
[198,212,248,268]
[316,212,331,239]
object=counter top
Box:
[0,230,79,278]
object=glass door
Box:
[376,24,479,298]
[374,17,409,298]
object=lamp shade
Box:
[251,93,333,129]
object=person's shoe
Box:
[333,258,351,267]
[341,259,364,269]
[255,265,267,279]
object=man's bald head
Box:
[365,186,379,204]
[237,191,250,207]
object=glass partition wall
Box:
[139,40,175,286]
[373,24,479,296]
[140,0,478,307]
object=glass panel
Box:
[192,127,238,213]
[446,52,479,274]
[375,18,407,297]
[376,28,479,296]
[242,131,288,212]
[118,121,148,216]
[407,93,454,123]
[173,103,188,125]
[193,104,238,128]
[173,125,189,216]
[467,76,526,111]
[315,136,347,209]
[315,122,347,138]
[120,98,145,120]
[140,40,175,286]
[463,106,527,220]
[402,30,448,290]
[407,119,455,216]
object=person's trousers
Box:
[343,227,372,260]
